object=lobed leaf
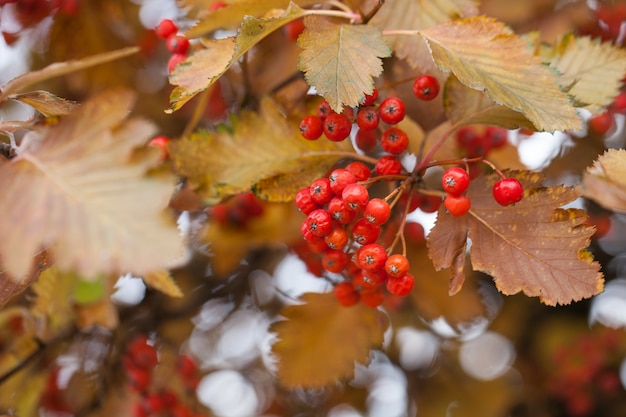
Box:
[297,16,391,112]
[420,17,582,132]
[0,89,185,279]
[169,97,355,203]
[580,149,626,213]
[271,292,388,388]
[428,171,604,305]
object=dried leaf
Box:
[142,269,183,298]
[420,17,582,132]
[370,0,478,70]
[549,35,626,113]
[580,149,626,213]
[297,16,391,112]
[8,90,78,117]
[169,3,306,111]
[428,171,604,305]
[0,251,51,310]
[169,97,354,203]
[271,292,388,388]
[30,267,77,336]
[0,89,184,279]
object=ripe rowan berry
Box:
[342,183,370,211]
[355,128,378,151]
[441,167,470,196]
[167,53,187,73]
[360,88,379,106]
[357,243,387,271]
[375,155,403,176]
[352,218,381,245]
[492,177,524,206]
[322,249,348,273]
[381,127,409,155]
[485,126,508,148]
[334,281,360,306]
[324,227,349,250]
[405,221,426,244]
[283,18,305,42]
[385,254,410,278]
[412,74,440,101]
[300,115,323,140]
[317,100,332,120]
[378,97,406,124]
[362,268,388,286]
[589,111,614,136]
[329,168,356,195]
[295,187,319,214]
[364,198,391,224]
[356,107,380,130]
[444,194,471,216]
[323,112,352,141]
[328,197,356,224]
[155,19,178,39]
[416,192,441,213]
[346,161,371,181]
[306,209,333,237]
[148,136,170,160]
[310,177,333,204]
[360,286,385,308]
[386,273,414,296]
[166,35,190,54]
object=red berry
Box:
[412,74,440,101]
[356,107,380,130]
[361,268,388,286]
[386,273,414,296]
[317,100,332,120]
[360,286,385,308]
[360,88,379,106]
[609,91,626,113]
[306,209,333,237]
[405,221,425,244]
[589,111,614,136]
[300,115,323,140]
[176,354,198,378]
[375,155,403,176]
[148,135,170,160]
[492,177,524,206]
[310,177,333,204]
[155,19,177,39]
[322,249,349,273]
[342,183,370,211]
[142,393,166,414]
[441,167,470,196]
[168,53,187,73]
[295,187,319,214]
[328,197,356,224]
[378,97,406,125]
[485,126,508,148]
[209,1,227,11]
[455,126,480,148]
[346,161,371,181]
[324,227,349,250]
[364,198,391,224]
[355,128,379,151]
[416,193,441,213]
[381,127,409,155]
[444,194,471,216]
[329,168,356,195]
[352,219,381,246]
[166,35,190,54]
[357,243,387,271]
[126,367,151,392]
[384,254,410,278]
[128,336,158,370]
[283,18,305,42]
[323,113,352,141]
[334,281,360,306]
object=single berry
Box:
[142,393,166,414]
[346,161,371,181]
[361,268,388,286]
[492,177,524,206]
[126,367,151,392]
[412,74,440,101]
[589,111,614,136]
[324,227,349,250]
[317,100,332,120]
[364,198,391,224]
[128,336,158,370]
[375,155,403,176]
[405,221,426,244]
[381,127,409,155]
[322,249,349,273]
[328,168,356,195]
[386,273,414,296]
[485,126,508,148]
[148,136,170,160]
[356,107,380,130]
[609,91,626,113]
[176,354,198,378]
[328,197,356,224]
[360,88,379,106]
[155,19,178,39]
[342,183,370,211]
[300,115,323,140]
[444,194,471,216]
[309,177,333,204]
[167,53,187,73]
[283,18,305,42]
[334,281,360,306]
[441,167,470,196]
[455,126,480,148]
[384,254,410,278]
[416,193,441,213]
[295,187,319,214]
[378,97,406,124]
[355,128,378,152]
[323,113,352,141]
[166,35,190,54]
[360,286,385,308]
[306,209,333,237]
[352,219,381,246]
[357,244,387,272]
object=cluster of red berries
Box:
[209,192,265,229]
[0,0,78,45]
[454,125,509,160]
[155,19,191,73]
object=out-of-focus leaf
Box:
[580,149,626,213]
[370,0,478,70]
[0,251,51,310]
[271,292,388,388]
[0,89,184,279]
[142,269,183,297]
[75,296,118,330]
[421,17,582,132]
[30,267,77,336]
[428,171,603,305]
[548,35,626,113]
[8,91,78,117]
[169,97,354,203]
[297,16,391,112]
[74,278,106,305]
[169,3,306,111]
[0,47,138,100]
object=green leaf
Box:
[420,17,582,132]
[297,16,391,112]
[74,277,105,305]
[169,97,355,203]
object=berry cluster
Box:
[454,125,509,160]
[209,192,265,229]
[0,0,78,44]
[155,19,191,73]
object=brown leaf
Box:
[0,251,51,310]
[271,292,388,388]
[142,269,183,298]
[0,89,184,279]
[8,90,78,117]
[580,149,626,213]
[428,171,604,305]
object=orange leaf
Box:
[580,149,626,213]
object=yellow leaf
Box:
[420,17,582,132]
[169,97,355,203]
[169,2,306,111]
[370,0,478,69]
[30,267,77,337]
[549,35,626,113]
[7,91,78,117]
[580,149,626,213]
[0,89,184,279]
[142,269,183,297]
[271,292,388,388]
[297,16,391,112]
